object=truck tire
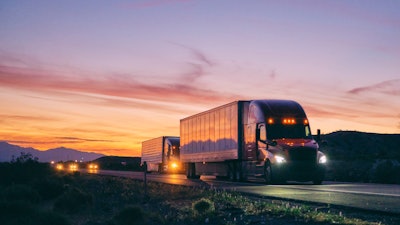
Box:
[228,162,243,182]
[264,162,273,185]
[228,162,236,181]
[186,163,200,179]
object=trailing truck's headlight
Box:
[171,162,178,169]
[319,155,327,164]
[275,155,286,163]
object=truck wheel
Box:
[264,162,272,185]
[186,163,192,178]
[228,162,243,181]
[186,163,200,179]
[228,163,236,181]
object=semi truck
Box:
[141,136,182,173]
[180,100,327,184]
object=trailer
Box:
[180,100,326,184]
[141,136,182,173]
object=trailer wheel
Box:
[186,163,199,179]
[227,162,243,181]
[264,162,273,185]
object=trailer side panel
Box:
[141,136,164,170]
[180,101,248,163]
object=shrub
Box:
[2,184,41,203]
[330,160,372,182]
[372,160,400,184]
[0,159,53,185]
[54,187,93,214]
[34,211,70,225]
[33,176,65,200]
[0,201,70,225]
[192,198,215,216]
[112,205,147,225]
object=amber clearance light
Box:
[282,118,296,124]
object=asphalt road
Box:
[87,169,400,215]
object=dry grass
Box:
[0,165,397,225]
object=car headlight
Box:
[275,155,286,163]
[319,155,327,164]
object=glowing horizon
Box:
[1,1,399,156]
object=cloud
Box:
[173,43,216,67]
[0,114,58,122]
[0,60,240,106]
[57,137,116,143]
[168,42,217,83]
[347,79,400,96]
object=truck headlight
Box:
[275,155,286,164]
[171,162,178,169]
[319,155,327,164]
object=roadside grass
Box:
[0,160,396,225]
[210,190,381,225]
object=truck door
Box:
[257,124,268,162]
[244,124,257,160]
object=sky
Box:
[0,0,399,157]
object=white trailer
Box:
[141,136,181,173]
[180,100,327,184]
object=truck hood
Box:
[275,138,318,149]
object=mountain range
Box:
[0,141,104,162]
[1,131,399,163]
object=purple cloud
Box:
[347,79,400,96]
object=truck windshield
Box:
[267,124,311,140]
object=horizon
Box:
[2,130,399,158]
[1,1,399,156]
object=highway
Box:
[87,169,400,215]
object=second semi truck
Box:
[180,100,326,184]
[141,136,182,173]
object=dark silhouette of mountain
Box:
[317,131,400,183]
[319,131,400,161]
[0,141,104,162]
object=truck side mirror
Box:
[268,140,277,146]
[316,129,321,142]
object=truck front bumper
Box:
[272,162,326,182]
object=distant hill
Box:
[0,141,104,162]
[318,131,400,183]
[319,131,400,161]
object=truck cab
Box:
[244,100,326,184]
[162,137,182,173]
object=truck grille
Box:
[287,147,317,163]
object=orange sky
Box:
[1,1,399,156]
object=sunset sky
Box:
[1,0,399,156]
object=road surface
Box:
[86,169,400,215]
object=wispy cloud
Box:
[0,114,59,122]
[347,79,400,96]
[169,43,217,83]
[57,137,116,143]
[0,60,239,106]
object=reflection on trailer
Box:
[180,100,327,184]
